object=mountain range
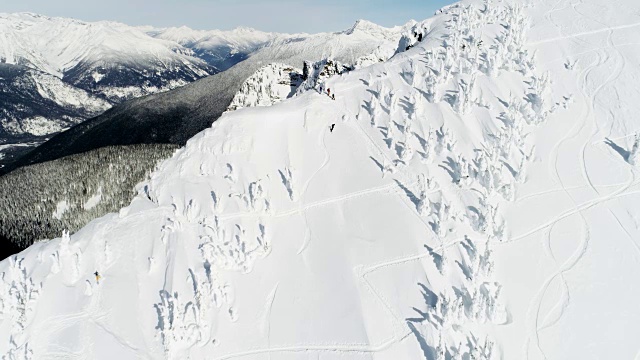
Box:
[0,13,281,166]
[0,14,411,169]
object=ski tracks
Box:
[523,3,638,356]
[527,21,640,46]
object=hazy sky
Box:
[2,0,454,33]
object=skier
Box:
[332,94,335,100]
[327,88,331,97]
[94,271,101,284]
[329,124,336,132]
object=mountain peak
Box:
[232,26,261,33]
[344,19,384,35]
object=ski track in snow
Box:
[527,21,640,46]
[211,91,443,358]
[523,3,596,355]
[520,2,640,356]
[219,181,410,221]
[571,0,640,263]
[295,109,332,255]
[504,177,640,244]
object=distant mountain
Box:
[0,13,216,101]
[4,19,414,173]
[144,25,280,72]
[0,63,111,167]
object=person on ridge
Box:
[327,88,331,97]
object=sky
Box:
[1,0,455,33]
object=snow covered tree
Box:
[628,134,640,165]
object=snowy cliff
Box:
[228,59,353,112]
[227,63,303,111]
[1,1,640,359]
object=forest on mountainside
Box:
[0,144,177,253]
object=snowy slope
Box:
[2,1,640,359]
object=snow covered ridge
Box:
[3,0,640,358]
[226,23,418,113]
[228,60,353,111]
[226,17,432,113]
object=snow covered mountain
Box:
[0,17,411,256]
[6,19,411,173]
[3,0,639,358]
[0,13,265,164]
[0,13,216,101]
